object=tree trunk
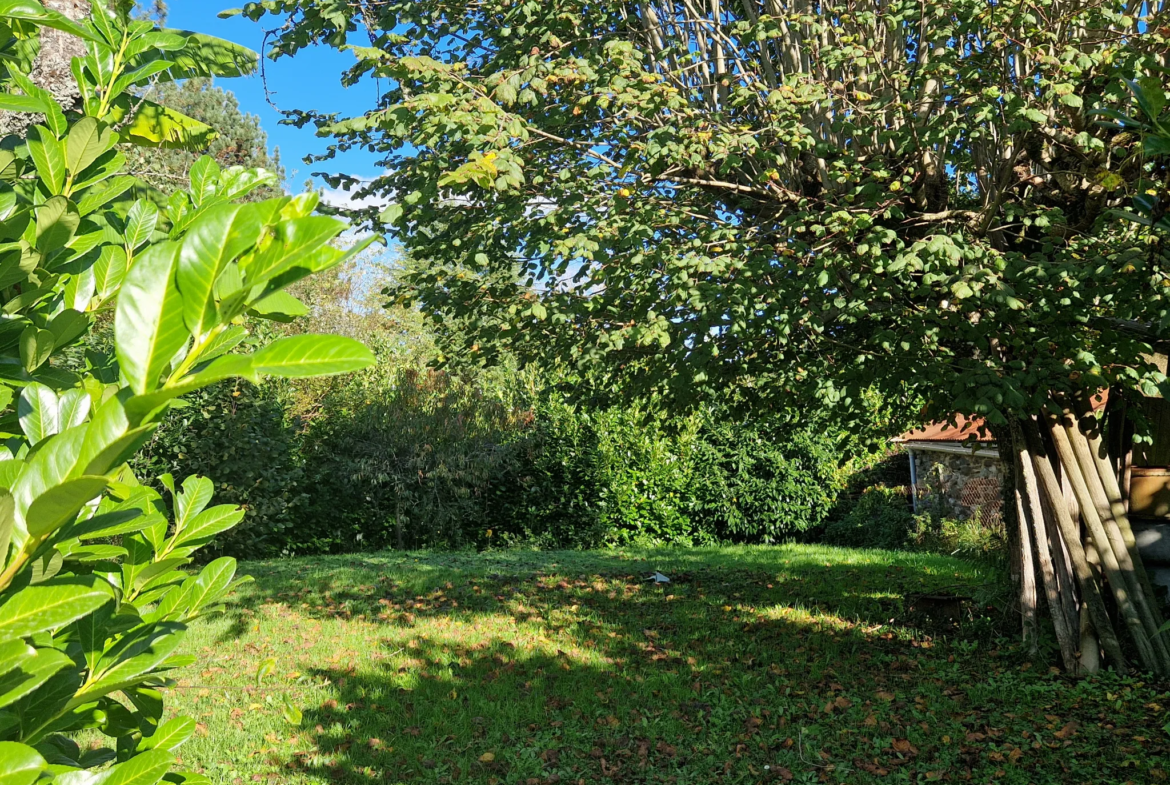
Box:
[0,0,90,138]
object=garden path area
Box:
[164,547,1169,784]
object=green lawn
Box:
[155,546,1169,784]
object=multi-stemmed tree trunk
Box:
[0,0,89,137]
[1009,405,1169,677]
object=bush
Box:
[146,356,866,553]
[822,485,917,550]
[132,379,307,558]
[689,419,848,543]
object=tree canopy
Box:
[237,0,1170,430]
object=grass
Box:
[153,546,1170,784]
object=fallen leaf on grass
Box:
[479,752,495,763]
[891,738,918,755]
[1054,721,1078,739]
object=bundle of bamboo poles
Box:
[1010,399,1170,676]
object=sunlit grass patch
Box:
[143,546,1170,785]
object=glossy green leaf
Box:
[0,576,113,641]
[27,126,65,194]
[65,117,115,176]
[18,326,53,373]
[0,741,47,785]
[56,388,91,430]
[0,95,43,114]
[0,640,33,678]
[35,196,80,253]
[176,203,261,336]
[242,216,345,285]
[124,199,160,252]
[252,335,375,378]
[83,622,185,698]
[17,382,57,444]
[93,245,128,298]
[161,29,258,79]
[247,290,308,322]
[174,506,243,547]
[0,647,71,709]
[111,96,217,151]
[115,241,188,395]
[26,476,108,538]
[138,716,195,752]
[173,475,212,537]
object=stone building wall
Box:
[912,448,1004,523]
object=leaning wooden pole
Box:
[1072,396,1164,617]
[1058,408,1170,673]
[1045,410,1169,675]
[1012,422,1078,671]
[1022,419,1129,673]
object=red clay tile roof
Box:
[895,415,993,444]
[896,392,1110,445]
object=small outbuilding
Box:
[893,416,1004,524]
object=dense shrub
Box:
[822,485,917,550]
[689,420,848,543]
[133,379,307,557]
[143,355,866,554]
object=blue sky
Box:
[166,1,383,196]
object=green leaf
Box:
[280,695,302,726]
[27,126,65,194]
[26,476,108,538]
[5,69,65,136]
[247,290,308,322]
[173,475,212,537]
[0,640,34,678]
[17,382,57,444]
[115,241,189,395]
[109,96,217,151]
[67,509,147,540]
[176,203,261,336]
[0,0,104,42]
[124,199,160,251]
[18,326,54,373]
[138,716,195,752]
[0,647,70,709]
[93,245,128,298]
[65,117,115,176]
[35,195,80,253]
[255,657,275,685]
[188,157,220,207]
[151,557,235,621]
[95,749,175,785]
[174,506,243,547]
[0,576,113,641]
[49,309,90,349]
[161,30,258,79]
[123,354,257,423]
[242,216,345,286]
[252,335,375,378]
[0,741,47,785]
[83,623,185,699]
[76,175,136,216]
[56,388,90,430]
[0,95,43,114]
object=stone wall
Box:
[912,447,1004,523]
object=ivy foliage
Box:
[0,3,374,782]
[236,0,1170,430]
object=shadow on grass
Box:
[207,548,1156,784]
